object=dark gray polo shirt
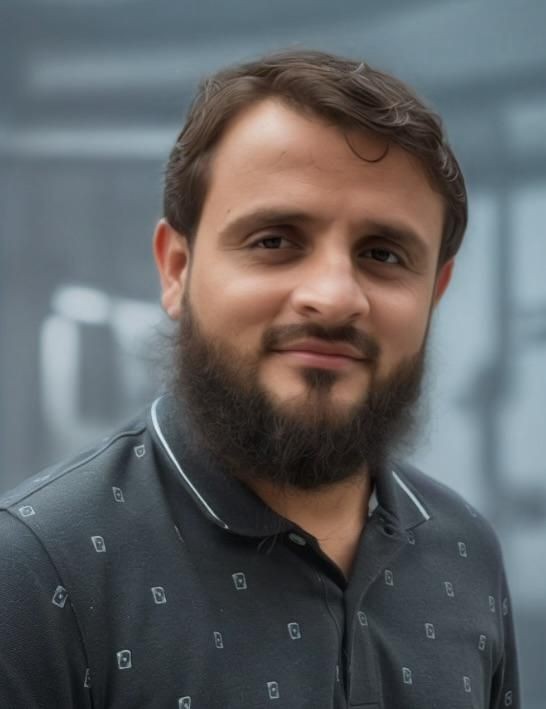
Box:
[0,395,519,708]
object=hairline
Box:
[178,94,452,267]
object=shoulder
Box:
[0,404,183,705]
[394,460,504,558]
[0,411,149,527]
[0,407,170,586]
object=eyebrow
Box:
[218,208,317,240]
[362,219,430,259]
[219,206,430,257]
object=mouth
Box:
[273,340,366,370]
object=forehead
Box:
[198,98,444,243]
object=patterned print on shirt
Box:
[51,585,68,608]
[112,486,125,503]
[4,405,519,709]
[116,650,132,670]
[151,586,167,604]
[91,535,106,552]
[134,444,146,458]
[424,622,435,639]
[287,622,301,640]
[267,681,280,700]
[232,572,247,590]
[384,569,394,586]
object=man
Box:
[0,51,519,708]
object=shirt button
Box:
[288,532,307,546]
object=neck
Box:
[247,472,372,578]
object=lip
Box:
[273,339,365,370]
[274,339,365,360]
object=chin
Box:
[270,388,362,424]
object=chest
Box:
[76,530,501,709]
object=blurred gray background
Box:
[1,0,545,705]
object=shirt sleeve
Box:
[0,511,93,709]
[490,565,520,709]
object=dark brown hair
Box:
[164,50,467,265]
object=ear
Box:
[433,258,454,307]
[153,218,191,320]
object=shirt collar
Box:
[149,394,431,537]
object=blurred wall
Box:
[1,1,545,705]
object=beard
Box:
[171,297,428,490]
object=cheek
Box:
[188,261,287,340]
[371,286,432,359]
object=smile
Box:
[274,349,363,370]
[272,338,367,370]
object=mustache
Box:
[262,322,380,361]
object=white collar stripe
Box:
[392,470,431,521]
[151,398,229,530]
[368,489,379,517]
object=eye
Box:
[362,247,401,265]
[251,235,294,250]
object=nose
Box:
[290,252,370,325]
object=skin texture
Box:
[154,98,453,575]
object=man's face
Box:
[156,99,452,484]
